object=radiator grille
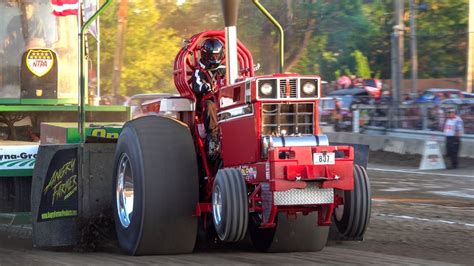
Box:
[262,103,314,136]
[279,79,298,99]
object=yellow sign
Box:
[26,49,54,77]
[91,128,119,139]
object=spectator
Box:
[443,109,464,169]
[381,90,393,104]
[402,94,411,104]
[432,93,441,105]
[460,105,474,134]
[434,105,445,131]
[337,75,351,89]
[332,97,342,132]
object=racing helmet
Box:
[200,39,224,69]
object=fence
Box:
[320,102,474,135]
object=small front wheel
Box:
[333,164,371,239]
[212,168,248,242]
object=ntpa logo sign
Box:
[26,49,54,77]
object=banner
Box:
[37,148,78,222]
[84,0,99,39]
[0,145,38,170]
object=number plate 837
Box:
[313,153,335,165]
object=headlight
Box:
[258,79,277,99]
[302,82,316,95]
[260,83,273,96]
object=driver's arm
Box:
[191,69,210,95]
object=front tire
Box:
[212,168,248,242]
[333,164,371,239]
[113,116,198,255]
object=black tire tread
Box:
[334,164,371,239]
[230,169,248,241]
[113,116,198,255]
[213,168,248,242]
[356,165,371,237]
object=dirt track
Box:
[0,162,473,264]
[339,168,474,264]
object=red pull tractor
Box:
[112,30,371,255]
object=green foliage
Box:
[415,0,468,78]
[99,0,180,96]
[96,0,468,96]
[352,50,371,78]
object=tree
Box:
[415,0,468,78]
[352,50,371,78]
[96,0,469,96]
[284,0,317,72]
[99,0,180,96]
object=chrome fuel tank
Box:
[261,135,329,158]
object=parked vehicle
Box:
[329,88,371,98]
[462,92,474,98]
[326,88,371,131]
[440,98,474,106]
[361,79,382,99]
[417,88,463,104]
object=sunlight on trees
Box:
[97,0,468,96]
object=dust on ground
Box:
[335,168,474,265]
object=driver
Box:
[191,38,225,158]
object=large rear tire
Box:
[333,164,371,239]
[113,116,198,255]
[212,168,248,242]
[249,212,329,252]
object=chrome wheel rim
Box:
[116,153,134,228]
[212,185,223,226]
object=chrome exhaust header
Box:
[221,0,240,84]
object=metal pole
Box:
[390,33,396,129]
[395,0,404,103]
[79,0,112,143]
[392,0,405,128]
[467,0,474,93]
[409,0,418,96]
[252,0,284,73]
[78,0,84,142]
[96,0,101,99]
[111,0,128,104]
